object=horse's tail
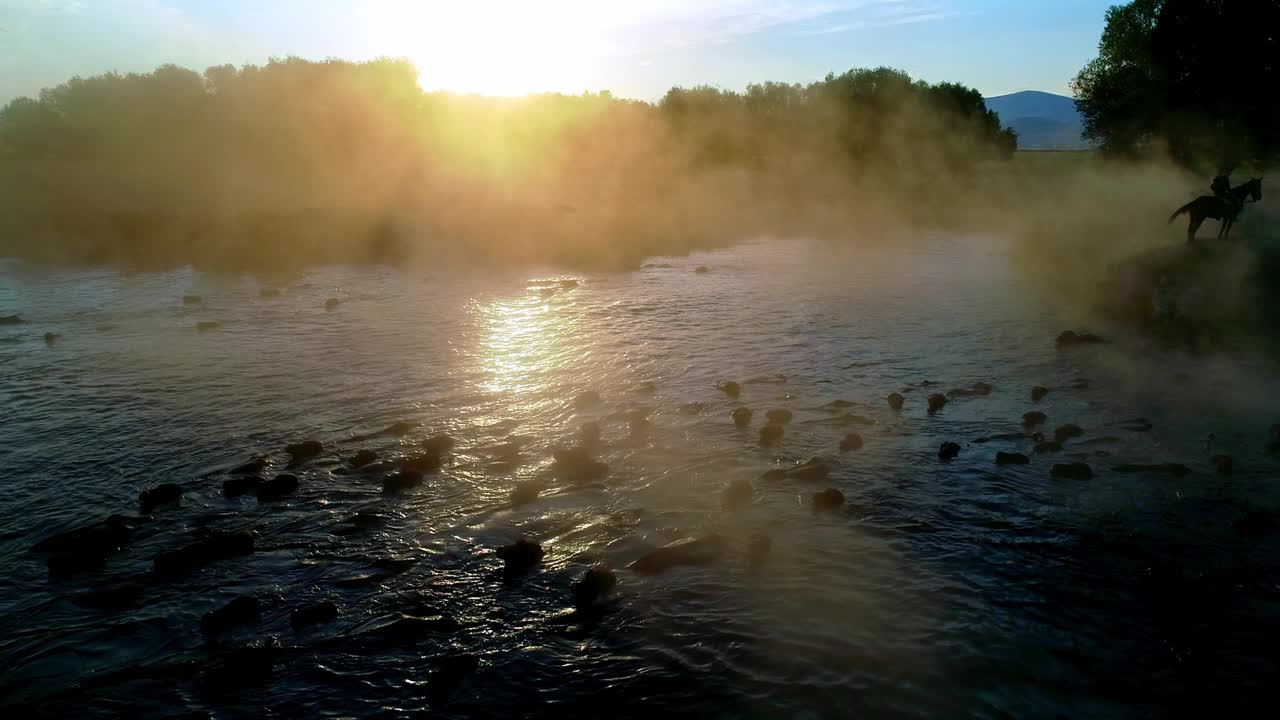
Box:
[1168,200,1194,223]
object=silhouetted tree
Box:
[1072,0,1280,166]
[0,58,1016,268]
[659,68,1015,172]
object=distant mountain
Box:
[983,91,1091,150]
[984,91,1079,122]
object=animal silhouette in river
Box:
[1168,177,1263,242]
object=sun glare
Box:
[370,0,619,96]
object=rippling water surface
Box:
[2,236,1280,718]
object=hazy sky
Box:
[0,0,1113,103]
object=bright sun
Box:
[370,1,618,96]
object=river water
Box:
[2,236,1279,718]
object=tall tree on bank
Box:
[1072,0,1279,167]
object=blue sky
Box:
[0,0,1114,103]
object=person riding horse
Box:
[1211,171,1232,204]
[1168,175,1263,242]
[1210,168,1242,217]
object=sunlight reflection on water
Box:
[478,294,564,396]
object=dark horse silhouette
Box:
[1168,178,1263,242]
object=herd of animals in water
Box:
[7,270,1280,705]
[3,286,367,340]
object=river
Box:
[2,235,1279,718]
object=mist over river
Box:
[2,235,1279,718]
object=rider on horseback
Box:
[1211,167,1240,218]
[1169,173,1263,243]
[1211,170,1231,202]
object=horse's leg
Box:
[1188,215,1203,243]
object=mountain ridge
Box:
[984,90,1090,150]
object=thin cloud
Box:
[0,0,85,14]
[802,10,951,35]
[605,1,919,51]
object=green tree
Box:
[1072,0,1280,166]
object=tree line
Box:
[0,58,1015,269]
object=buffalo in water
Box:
[839,433,864,452]
[139,483,183,513]
[202,596,262,636]
[572,564,617,609]
[996,451,1029,465]
[722,478,754,510]
[34,514,150,577]
[1112,463,1190,476]
[421,434,456,454]
[230,457,267,474]
[759,424,784,446]
[223,475,261,497]
[629,535,727,575]
[573,390,602,409]
[291,601,339,630]
[765,409,793,425]
[256,474,299,501]
[1053,424,1085,443]
[349,421,417,442]
[510,480,545,507]
[33,514,145,554]
[947,382,993,398]
[497,538,544,577]
[350,449,378,468]
[1055,331,1105,349]
[811,488,845,512]
[551,447,608,483]
[383,469,425,493]
[154,529,255,574]
[760,458,830,482]
[287,439,323,457]
[1050,462,1092,479]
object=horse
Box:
[1168,177,1263,242]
